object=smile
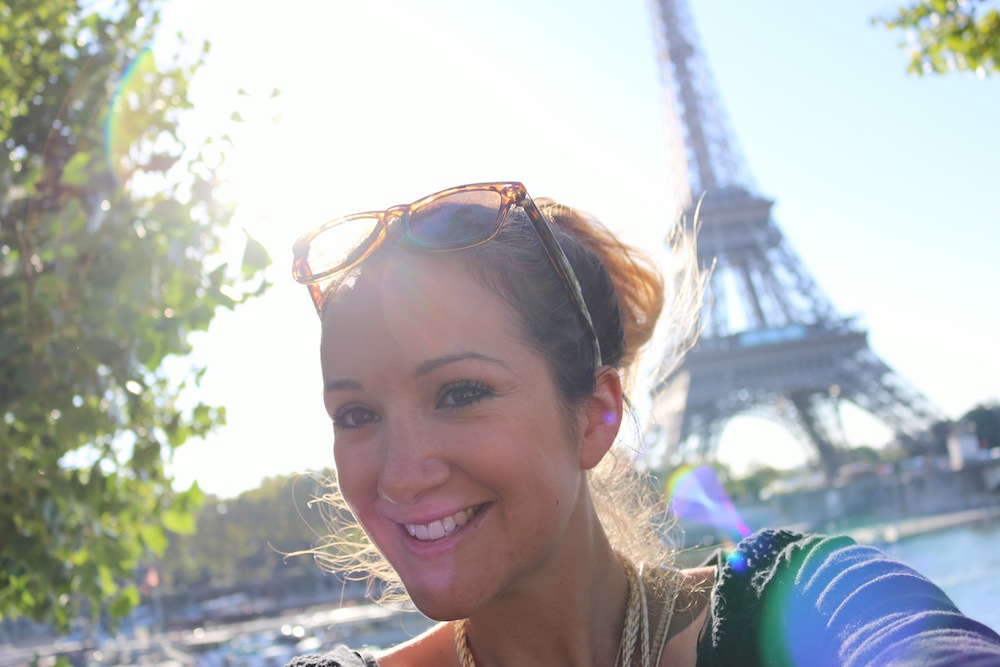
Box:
[404,506,480,541]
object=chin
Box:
[403,586,477,622]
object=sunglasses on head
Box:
[291,181,603,368]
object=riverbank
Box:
[846,505,1000,545]
[670,504,1000,567]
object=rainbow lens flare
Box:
[105,47,158,189]
[665,464,751,542]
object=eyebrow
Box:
[324,378,362,392]
[324,352,510,393]
[414,352,510,377]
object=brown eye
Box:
[438,382,493,409]
[333,405,380,430]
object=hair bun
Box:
[536,199,666,387]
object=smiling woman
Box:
[326,253,604,621]
[285,182,1000,667]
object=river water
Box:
[883,519,1000,631]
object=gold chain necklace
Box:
[452,553,650,667]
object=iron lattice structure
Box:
[646,0,942,479]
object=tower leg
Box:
[789,392,844,481]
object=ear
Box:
[578,366,624,470]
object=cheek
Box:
[333,443,376,511]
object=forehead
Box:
[319,251,521,364]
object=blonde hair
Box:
[538,199,704,577]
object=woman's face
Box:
[320,252,591,619]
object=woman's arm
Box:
[698,529,1000,666]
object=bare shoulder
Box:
[681,565,717,596]
[659,566,717,667]
[374,621,458,667]
[672,565,716,627]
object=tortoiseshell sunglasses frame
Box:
[292,181,602,368]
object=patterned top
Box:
[696,529,1000,666]
[285,645,377,667]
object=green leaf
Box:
[184,481,205,508]
[162,504,196,535]
[139,524,169,556]
[241,231,271,277]
[60,151,92,186]
[107,585,140,619]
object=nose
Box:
[375,416,450,506]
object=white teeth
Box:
[405,507,476,542]
[426,521,445,540]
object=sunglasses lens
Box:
[300,215,383,279]
[409,190,503,249]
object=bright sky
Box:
[153,0,1000,499]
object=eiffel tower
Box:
[646,0,942,480]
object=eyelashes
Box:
[331,404,379,431]
[436,381,493,409]
[331,380,496,432]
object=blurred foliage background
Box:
[0,0,268,632]
[875,0,1000,76]
[159,474,329,595]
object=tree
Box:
[160,474,329,591]
[725,464,784,504]
[875,1,1000,76]
[0,0,269,631]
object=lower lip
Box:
[400,504,489,556]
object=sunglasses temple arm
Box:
[308,282,323,316]
[522,204,604,368]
